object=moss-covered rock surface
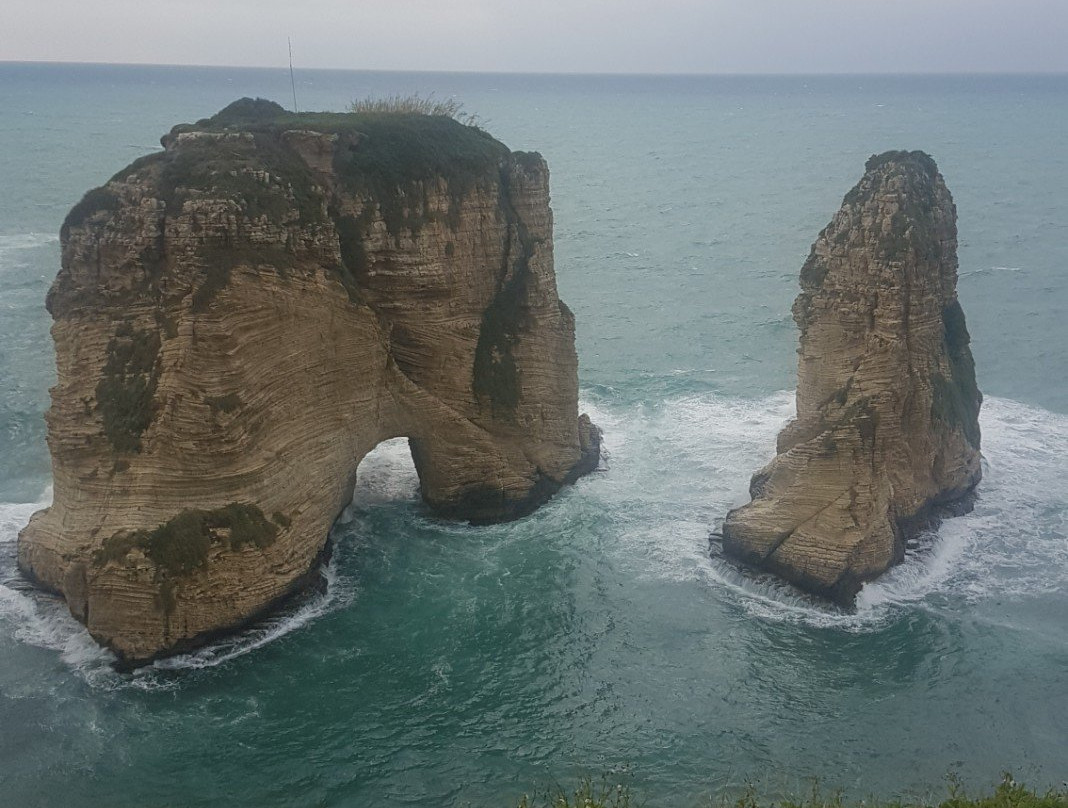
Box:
[94,502,279,576]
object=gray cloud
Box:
[4,0,1066,73]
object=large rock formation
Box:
[18,98,600,665]
[722,151,982,603]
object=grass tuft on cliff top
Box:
[67,96,509,239]
[864,149,939,178]
[348,93,483,126]
[193,96,507,194]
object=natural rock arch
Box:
[18,100,600,665]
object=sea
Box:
[0,63,1065,807]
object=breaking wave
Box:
[0,232,58,274]
[584,390,1068,631]
[0,488,118,684]
[2,395,1065,682]
[0,486,351,688]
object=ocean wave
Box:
[148,554,349,675]
[338,437,420,523]
[0,232,59,270]
[0,488,120,686]
[2,392,1066,679]
[0,232,59,252]
[581,390,1068,631]
[0,232,58,288]
[960,265,1025,278]
[134,442,420,675]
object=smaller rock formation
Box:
[722,151,982,603]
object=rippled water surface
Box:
[0,66,1065,806]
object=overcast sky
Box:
[4,0,1066,74]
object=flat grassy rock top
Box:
[171,96,512,188]
[65,97,520,236]
[864,148,939,176]
[840,148,945,227]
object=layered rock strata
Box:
[722,151,982,603]
[19,98,600,665]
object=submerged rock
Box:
[18,98,600,665]
[722,150,982,604]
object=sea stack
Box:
[722,151,982,603]
[18,98,600,665]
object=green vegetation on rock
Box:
[473,284,524,419]
[934,299,982,447]
[865,149,939,178]
[140,509,214,575]
[837,150,943,265]
[516,774,636,808]
[83,97,513,311]
[205,392,243,415]
[514,774,1068,808]
[189,245,295,313]
[333,209,374,298]
[62,186,121,236]
[330,111,505,236]
[93,502,279,577]
[95,321,161,453]
[348,93,480,124]
[473,218,534,421]
[188,97,507,238]
[799,249,829,289]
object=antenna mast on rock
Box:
[289,37,299,113]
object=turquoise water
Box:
[0,64,1066,806]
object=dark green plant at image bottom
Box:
[515,774,638,808]
[509,775,1068,808]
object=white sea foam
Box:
[0,484,349,686]
[849,396,1068,610]
[148,554,349,674]
[0,232,58,273]
[591,390,1068,631]
[0,441,418,683]
[0,232,59,252]
[0,488,117,683]
[340,437,420,520]
[0,492,48,545]
[2,392,1065,679]
[145,442,422,673]
[960,265,1026,278]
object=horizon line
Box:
[3,58,1067,79]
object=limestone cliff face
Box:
[722,151,981,603]
[18,99,600,665]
